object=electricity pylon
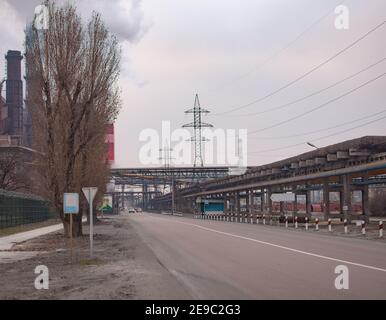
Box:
[159,143,175,214]
[183,94,213,167]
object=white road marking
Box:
[145,215,386,273]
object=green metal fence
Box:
[0,189,56,229]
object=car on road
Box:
[135,208,142,213]
[128,208,136,213]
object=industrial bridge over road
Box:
[109,166,232,212]
[152,136,386,222]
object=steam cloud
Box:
[3,0,149,43]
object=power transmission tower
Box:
[183,94,213,167]
[159,144,176,214]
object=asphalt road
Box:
[129,212,386,299]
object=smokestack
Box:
[5,50,23,137]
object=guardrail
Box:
[192,211,384,238]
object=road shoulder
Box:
[0,215,191,299]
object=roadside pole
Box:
[82,187,98,258]
[70,214,73,262]
[63,193,79,264]
[89,189,93,256]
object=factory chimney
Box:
[5,50,23,138]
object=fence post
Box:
[379,221,383,238]
[315,218,319,231]
[305,217,308,230]
[344,219,348,234]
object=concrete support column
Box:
[235,192,241,214]
[292,185,297,215]
[266,188,272,214]
[323,179,330,220]
[249,190,254,212]
[143,184,149,210]
[260,191,265,213]
[362,185,370,222]
[246,190,250,213]
[342,174,352,220]
[223,193,227,215]
[306,189,312,216]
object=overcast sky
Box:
[0,0,385,168]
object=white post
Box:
[285,216,288,228]
[295,216,298,229]
[263,214,266,225]
[315,218,319,231]
[379,221,383,238]
[89,189,93,258]
[328,218,332,232]
[362,221,366,235]
[305,217,308,230]
[344,219,348,234]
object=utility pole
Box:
[183,94,213,167]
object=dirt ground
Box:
[0,215,191,300]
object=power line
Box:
[220,56,386,117]
[213,20,386,116]
[249,109,386,140]
[248,111,386,154]
[247,72,386,135]
[204,0,347,96]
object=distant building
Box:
[106,123,115,164]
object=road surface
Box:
[130,212,386,299]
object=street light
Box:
[306,142,318,149]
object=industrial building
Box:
[0,50,31,147]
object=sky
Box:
[0,0,385,168]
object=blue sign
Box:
[64,193,79,214]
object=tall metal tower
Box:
[159,144,176,214]
[183,94,213,167]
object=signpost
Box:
[82,187,98,257]
[63,193,79,263]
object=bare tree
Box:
[25,2,121,237]
[0,152,29,191]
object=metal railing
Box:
[0,189,55,229]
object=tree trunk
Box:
[63,213,83,237]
